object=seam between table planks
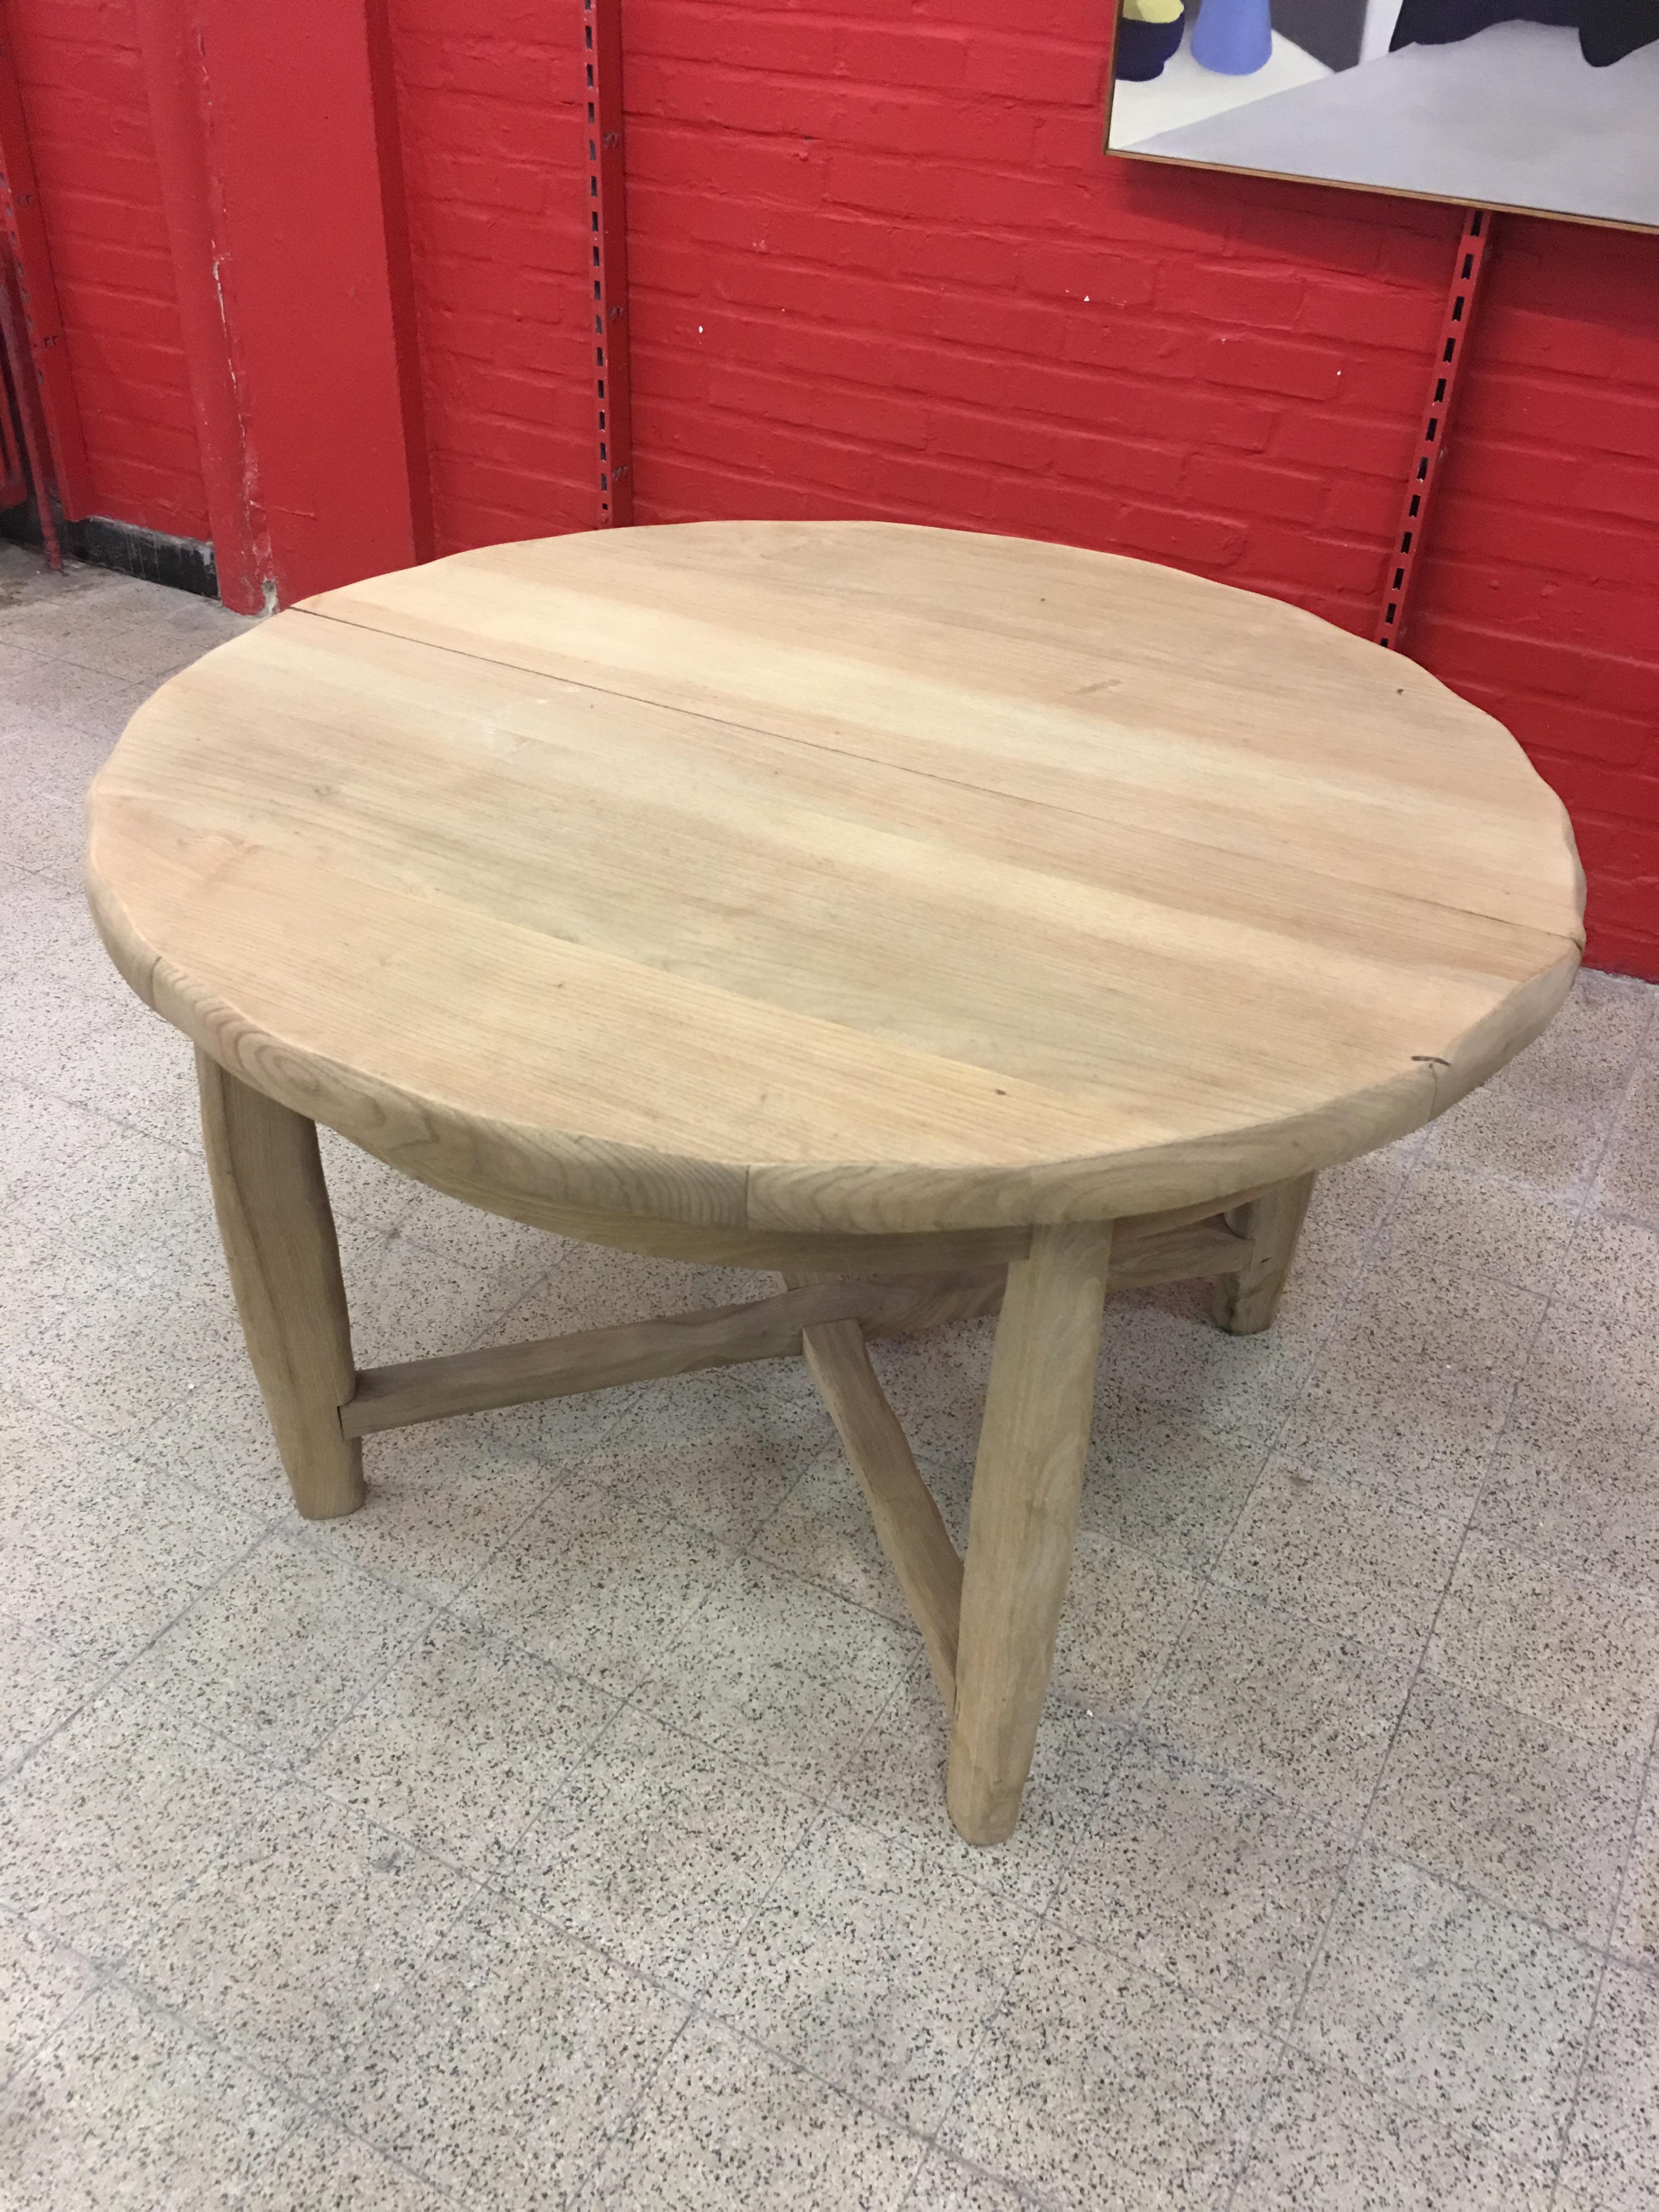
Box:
[289,602,1584,954]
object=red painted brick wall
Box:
[12,0,1658,973]
[622,4,1451,630]
[382,0,593,554]
[1413,222,1659,980]
[8,0,207,537]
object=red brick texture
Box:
[8,0,207,537]
[12,0,1658,973]
[382,0,594,554]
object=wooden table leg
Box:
[946,1222,1112,1845]
[196,1051,364,1520]
[1211,1172,1316,1336]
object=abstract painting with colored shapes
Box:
[1104,0,1658,230]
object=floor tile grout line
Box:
[1163,1544,1659,1753]
[1523,1015,1659,2206]
[4,1476,460,1807]
[264,1440,732,1775]
[584,1687,1059,2188]
[108,1240,1644,1689]
[0,625,235,691]
[1543,1710,1659,2210]
[31,1087,203,1159]
[128,1588,843,1946]
[159,1787,674,2131]
[1027,1750,1616,2198]
[1324,1835,1617,1968]
[439,1726,815,2005]
[1234,2028,1576,2194]
[567,2000,705,2210]
[672,1244,1655,1611]
[597,1710,897,2008]
[0,845,93,893]
[279,1481,906,1831]
[1226,1020,1647,2209]
[25,1824,1549,2212]
[900,1724,1159,2200]
[0,1516,285,1788]
[9,1048,194,1141]
[928,1830,1288,2211]
[295,1654,633,1879]
[70,1727,717,2070]
[19,1513,1659,2097]
[308,1566,1079,2018]
[5,1961,477,2211]
[442,1631,668,1877]
[899,2146,1057,2212]
[600,1999,963,2203]
[1087,1704,1636,1970]
[253,1574,486,1775]
[901,1871,1062,2204]
[13,1022,1659,1593]
[1234,1434,1659,1616]
[0,1933,126,2103]
[1219,1135,1593,2209]
[0,646,165,725]
[5,1131,1649,1615]
[284,1433,574,1620]
[1604,1724,1659,1981]
[0,1384,292,1536]
[1131,1147,1429,1734]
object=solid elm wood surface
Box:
[85,522,1585,1845]
[84,521,1584,1240]
[341,1267,1010,1441]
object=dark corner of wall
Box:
[2,503,219,600]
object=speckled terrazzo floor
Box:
[2,540,1658,2211]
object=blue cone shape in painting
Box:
[1191,0,1273,71]
[1116,9,1187,77]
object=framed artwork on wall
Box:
[1104,0,1659,232]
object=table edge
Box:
[84,847,1582,1237]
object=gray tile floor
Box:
[1,540,1656,2210]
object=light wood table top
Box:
[87,520,1583,1237]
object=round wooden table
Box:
[86,521,1584,1842]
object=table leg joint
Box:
[1210,1173,1316,1336]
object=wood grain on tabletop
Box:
[86,521,1585,1237]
